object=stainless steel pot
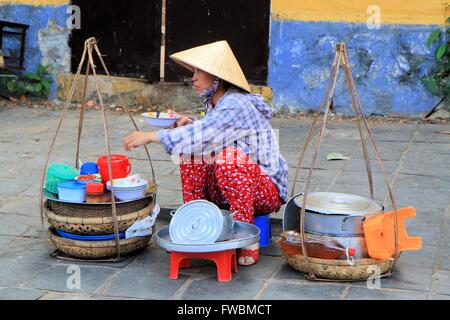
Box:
[217,210,237,242]
[283,192,384,237]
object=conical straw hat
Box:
[170,41,251,93]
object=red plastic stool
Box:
[169,249,238,283]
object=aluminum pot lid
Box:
[294,192,383,215]
[169,200,224,244]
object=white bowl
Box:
[106,179,148,192]
[106,180,148,201]
[112,189,146,202]
[142,112,180,128]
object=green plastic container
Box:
[45,164,79,194]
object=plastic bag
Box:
[125,202,160,239]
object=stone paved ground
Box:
[0,104,449,300]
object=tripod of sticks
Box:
[290,43,400,281]
[39,38,157,260]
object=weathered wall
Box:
[0,0,70,97]
[57,73,273,113]
[269,0,446,115]
[1,0,446,115]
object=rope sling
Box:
[39,38,157,262]
[290,43,400,281]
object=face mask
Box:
[199,78,220,99]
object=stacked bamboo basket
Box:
[44,193,156,260]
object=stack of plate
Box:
[106,179,149,201]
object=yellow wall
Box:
[3,0,445,25]
[272,0,447,25]
[0,0,68,6]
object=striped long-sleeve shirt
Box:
[157,88,289,202]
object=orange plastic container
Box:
[363,207,422,260]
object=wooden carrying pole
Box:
[39,38,157,261]
[290,43,400,281]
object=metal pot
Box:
[217,210,237,242]
[169,200,237,244]
[283,192,384,237]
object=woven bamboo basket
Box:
[45,194,154,218]
[45,206,152,235]
[48,228,152,259]
[281,251,395,281]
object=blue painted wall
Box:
[0,3,443,114]
[0,4,69,97]
[268,21,441,115]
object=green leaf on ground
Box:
[327,153,351,161]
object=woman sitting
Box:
[123,41,289,266]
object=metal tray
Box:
[156,221,260,253]
[43,188,155,206]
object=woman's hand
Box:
[172,116,194,128]
[167,109,194,128]
[123,131,159,151]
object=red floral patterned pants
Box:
[180,148,283,223]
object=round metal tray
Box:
[283,192,384,237]
[43,188,155,206]
[293,192,383,215]
[156,221,260,253]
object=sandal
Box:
[238,248,260,266]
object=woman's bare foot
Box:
[238,243,260,266]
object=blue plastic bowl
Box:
[80,162,99,175]
[55,229,126,241]
[57,181,86,203]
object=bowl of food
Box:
[142,111,180,128]
[75,174,102,185]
